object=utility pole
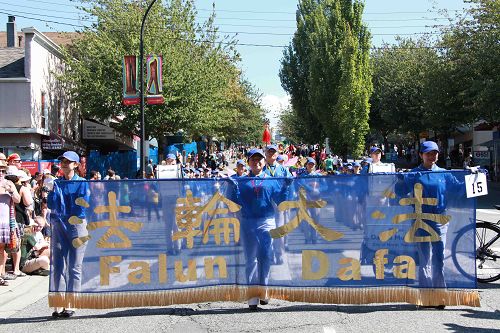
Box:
[139,0,158,177]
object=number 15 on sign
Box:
[465,172,488,198]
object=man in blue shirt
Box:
[230,159,247,178]
[48,151,89,318]
[297,157,323,244]
[234,148,287,310]
[263,144,292,264]
[407,142,462,295]
[263,144,292,178]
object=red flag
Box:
[262,124,271,144]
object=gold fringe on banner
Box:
[48,286,480,309]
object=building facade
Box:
[0,16,83,161]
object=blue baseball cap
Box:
[353,162,361,167]
[57,151,80,163]
[166,153,176,160]
[306,157,316,165]
[277,155,285,162]
[236,159,246,166]
[370,147,382,154]
[266,144,278,152]
[420,141,440,153]
[247,148,265,159]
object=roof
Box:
[0,31,80,48]
[0,47,24,78]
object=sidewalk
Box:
[0,274,48,320]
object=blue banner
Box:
[48,171,480,309]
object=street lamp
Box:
[139,0,158,177]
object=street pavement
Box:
[1,180,499,332]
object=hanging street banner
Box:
[122,55,140,105]
[146,54,164,105]
[48,171,480,309]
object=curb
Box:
[0,275,49,320]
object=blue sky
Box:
[2,0,470,123]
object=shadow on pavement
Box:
[443,323,500,333]
[459,309,500,320]
[478,282,500,289]
[4,303,499,324]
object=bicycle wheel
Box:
[452,221,500,283]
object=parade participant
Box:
[352,162,362,175]
[263,144,292,178]
[263,144,292,264]
[276,155,286,166]
[231,160,247,178]
[298,157,323,244]
[397,141,462,309]
[366,147,395,173]
[0,159,21,285]
[48,151,89,318]
[235,148,287,310]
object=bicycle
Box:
[452,205,500,283]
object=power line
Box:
[1,10,445,38]
[6,5,456,24]
[21,0,87,8]
[0,8,94,22]
[0,10,450,50]
[0,1,84,15]
[19,0,465,16]
[0,10,83,27]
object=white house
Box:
[0,16,84,160]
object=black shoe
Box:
[248,305,259,311]
[60,310,75,318]
[52,311,62,318]
[259,299,269,306]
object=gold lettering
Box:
[204,257,228,280]
[374,249,389,280]
[158,254,168,283]
[100,256,121,286]
[337,257,361,281]
[393,255,416,280]
[175,259,197,282]
[128,261,151,284]
[302,250,329,280]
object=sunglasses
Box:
[12,160,21,163]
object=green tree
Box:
[440,0,499,122]
[280,0,372,156]
[61,0,264,142]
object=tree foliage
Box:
[61,0,264,142]
[440,0,499,122]
[279,0,372,157]
[369,0,499,145]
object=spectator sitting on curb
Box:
[20,216,50,276]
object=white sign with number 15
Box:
[465,172,488,198]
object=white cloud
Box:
[260,95,290,129]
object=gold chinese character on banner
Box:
[270,187,344,241]
[70,191,143,248]
[173,189,241,248]
[377,183,451,243]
